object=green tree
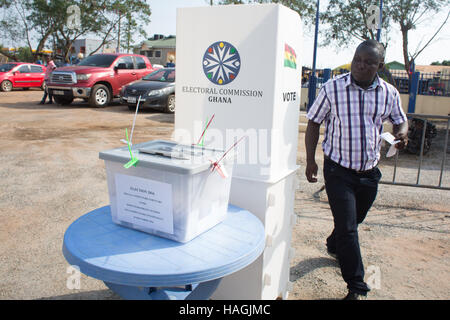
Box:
[0,0,152,62]
[431,60,450,65]
[321,0,393,46]
[51,0,118,61]
[0,0,41,61]
[110,0,152,54]
[388,0,450,75]
[319,0,450,77]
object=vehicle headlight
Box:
[76,73,91,81]
[147,87,171,97]
[147,90,161,97]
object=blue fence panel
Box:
[390,70,450,96]
[302,68,449,96]
[417,72,450,96]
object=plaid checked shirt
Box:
[307,73,408,171]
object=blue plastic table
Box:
[62,205,265,300]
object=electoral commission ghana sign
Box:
[181,40,263,104]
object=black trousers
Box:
[323,157,381,295]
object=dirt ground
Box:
[0,89,449,300]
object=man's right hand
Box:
[305,161,318,183]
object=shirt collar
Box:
[346,72,380,90]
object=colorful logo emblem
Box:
[203,41,241,85]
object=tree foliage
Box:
[319,0,450,76]
[321,0,393,47]
[431,60,450,66]
[0,0,151,62]
[386,0,450,74]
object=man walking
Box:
[305,40,408,300]
[39,58,56,105]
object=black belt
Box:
[324,155,377,175]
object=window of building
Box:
[155,51,161,58]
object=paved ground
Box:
[0,90,449,300]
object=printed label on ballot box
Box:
[114,173,174,234]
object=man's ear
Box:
[378,61,385,71]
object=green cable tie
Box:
[124,128,139,168]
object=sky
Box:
[145,0,450,69]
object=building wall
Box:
[72,39,116,57]
[400,94,450,116]
[140,48,175,66]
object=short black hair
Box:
[357,40,385,62]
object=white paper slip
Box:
[381,132,400,158]
[380,132,400,145]
[114,173,174,234]
[386,144,398,157]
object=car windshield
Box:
[0,63,17,72]
[77,55,117,68]
[142,69,175,82]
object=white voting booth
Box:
[174,3,302,299]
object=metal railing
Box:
[389,70,450,96]
[380,113,449,190]
[302,68,450,97]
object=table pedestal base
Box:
[104,279,222,300]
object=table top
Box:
[62,205,265,287]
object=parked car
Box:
[120,67,175,113]
[0,62,47,92]
[46,53,155,107]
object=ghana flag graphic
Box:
[284,43,297,69]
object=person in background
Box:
[166,54,175,67]
[305,40,409,300]
[77,52,84,64]
[71,52,84,65]
[39,58,56,104]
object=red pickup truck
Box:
[47,53,155,107]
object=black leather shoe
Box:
[343,291,366,300]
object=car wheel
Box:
[54,96,74,105]
[89,84,111,108]
[128,105,136,111]
[165,94,175,113]
[1,80,13,92]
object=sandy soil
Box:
[0,90,448,300]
